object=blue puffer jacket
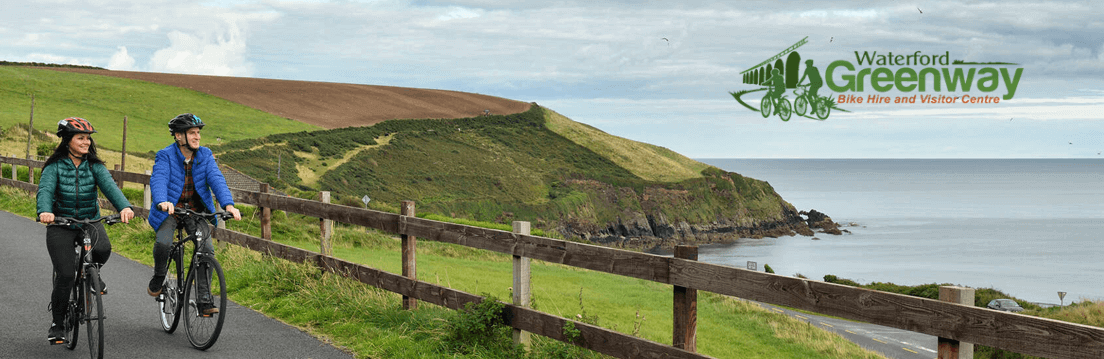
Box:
[36,157,132,220]
[148,143,235,230]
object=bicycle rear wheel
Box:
[183,256,227,350]
[159,249,184,333]
[778,97,792,121]
[64,275,80,350]
[84,266,105,359]
[815,97,832,120]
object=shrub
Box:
[443,294,519,354]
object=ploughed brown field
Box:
[47,68,532,129]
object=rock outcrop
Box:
[801,209,843,235]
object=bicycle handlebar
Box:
[172,207,234,221]
[41,214,122,226]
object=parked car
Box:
[987,299,1024,312]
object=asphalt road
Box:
[758,302,938,359]
[0,210,353,359]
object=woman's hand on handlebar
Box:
[39,212,55,224]
[158,202,175,215]
[119,207,135,224]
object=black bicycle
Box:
[155,207,232,350]
[46,214,121,359]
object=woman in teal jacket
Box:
[36,117,134,344]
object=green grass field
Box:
[0,66,320,155]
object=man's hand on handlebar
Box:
[158,202,175,215]
[225,205,241,221]
[39,212,55,224]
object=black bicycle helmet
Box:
[168,113,205,134]
[57,117,97,136]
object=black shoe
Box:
[148,275,165,297]
[47,323,65,345]
[197,302,219,316]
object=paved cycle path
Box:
[0,210,353,359]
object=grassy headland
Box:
[212,104,807,247]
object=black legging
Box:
[46,222,111,324]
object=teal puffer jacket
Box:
[36,157,132,220]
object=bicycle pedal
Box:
[49,339,66,345]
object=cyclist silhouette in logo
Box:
[799,59,822,104]
[759,68,786,114]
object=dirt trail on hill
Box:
[47,68,532,129]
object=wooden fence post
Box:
[120,115,127,173]
[320,191,333,256]
[114,164,122,189]
[512,221,532,349]
[260,183,271,240]
[143,170,152,210]
[401,200,417,310]
[26,94,34,161]
[673,245,698,352]
[938,286,975,359]
[11,160,17,181]
[28,164,34,185]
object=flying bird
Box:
[830,36,834,43]
[917,7,923,13]
[661,37,669,46]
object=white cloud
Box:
[148,19,253,77]
[436,6,483,21]
[107,46,137,70]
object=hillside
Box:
[2,65,829,247]
[46,67,532,129]
[0,66,320,155]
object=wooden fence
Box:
[4,155,1104,359]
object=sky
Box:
[3,0,1103,159]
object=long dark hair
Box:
[45,133,105,166]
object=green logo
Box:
[731,37,1024,121]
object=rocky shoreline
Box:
[564,208,846,251]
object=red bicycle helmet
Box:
[57,117,97,136]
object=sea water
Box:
[693,159,1104,304]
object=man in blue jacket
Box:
[147,113,241,316]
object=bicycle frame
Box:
[46,214,119,358]
[156,207,231,350]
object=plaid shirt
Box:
[176,158,206,211]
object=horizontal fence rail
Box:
[4,155,1104,359]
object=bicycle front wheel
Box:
[159,249,184,333]
[64,274,80,350]
[84,266,105,359]
[183,256,227,350]
[760,93,773,118]
[794,96,808,116]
